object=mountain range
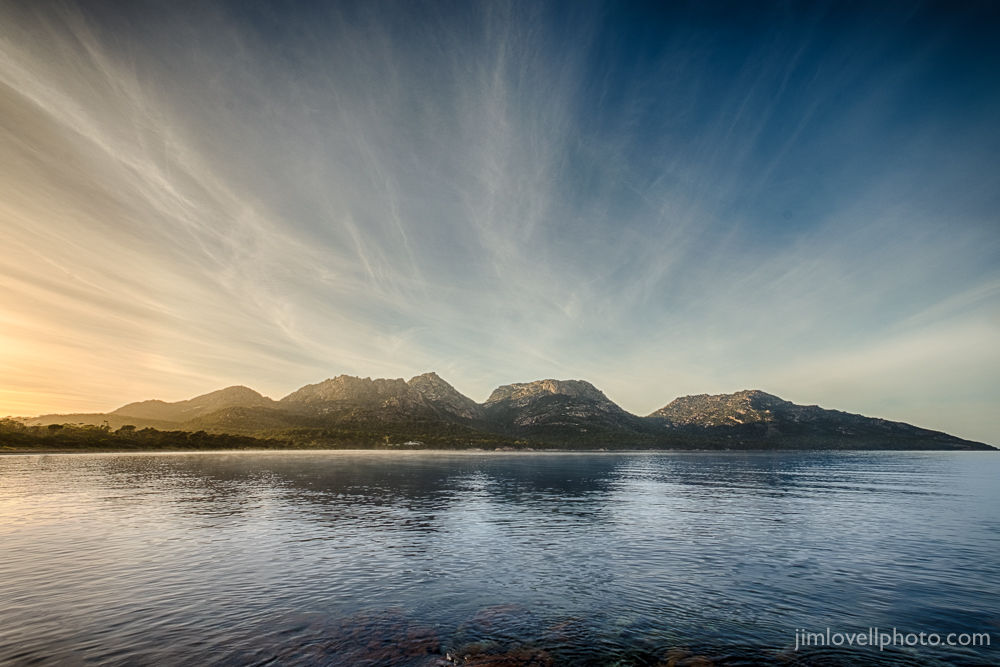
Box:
[26,372,994,450]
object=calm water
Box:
[1,451,998,666]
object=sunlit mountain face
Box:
[1,0,998,444]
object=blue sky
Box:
[1,0,998,442]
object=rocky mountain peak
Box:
[730,389,789,409]
[407,372,484,421]
[646,390,788,425]
[481,378,638,432]
[406,371,450,395]
[484,379,609,405]
[279,375,412,406]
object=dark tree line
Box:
[0,418,293,451]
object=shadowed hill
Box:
[111,386,275,421]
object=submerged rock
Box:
[445,605,552,667]
[255,608,441,667]
[444,647,554,667]
[453,604,536,640]
[659,648,714,667]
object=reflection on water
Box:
[0,452,997,666]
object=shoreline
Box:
[2,447,995,456]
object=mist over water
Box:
[1,451,998,666]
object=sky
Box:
[1,0,998,443]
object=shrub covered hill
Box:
[11,372,995,451]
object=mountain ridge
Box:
[25,373,995,451]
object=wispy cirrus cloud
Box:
[0,0,997,441]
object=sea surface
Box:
[0,451,998,667]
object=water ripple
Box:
[0,451,997,666]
